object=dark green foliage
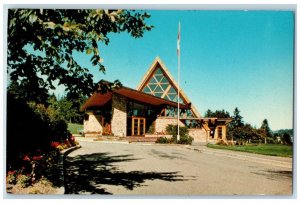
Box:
[6,93,70,171]
[165,124,194,145]
[227,108,275,145]
[231,107,244,128]
[27,101,70,142]
[282,133,292,145]
[155,137,170,144]
[273,129,293,145]
[166,124,189,137]
[204,109,231,118]
[8,9,152,98]
[7,93,51,161]
[260,119,272,138]
[177,135,194,145]
[48,94,86,123]
[273,129,293,137]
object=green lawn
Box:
[207,144,293,157]
[68,123,83,135]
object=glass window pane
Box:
[149,84,157,91]
[155,75,163,82]
[143,86,151,93]
[168,87,177,94]
[149,77,157,84]
[154,85,164,93]
[155,68,163,75]
[168,94,176,101]
[161,83,169,91]
[161,77,169,83]
[154,92,163,98]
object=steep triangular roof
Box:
[137,56,201,118]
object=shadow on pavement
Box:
[251,169,292,181]
[64,153,186,194]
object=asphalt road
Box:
[64,141,293,196]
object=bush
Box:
[166,125,189,137]
[6,171,17,184]
[282,133,292,145]
[266,137,276,144]
[164,125,194,145]
[177,135,194,145]
[155,137,170,144]
[17,174,31,188]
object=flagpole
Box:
[177,22,181,142]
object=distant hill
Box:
[273,129,293,137]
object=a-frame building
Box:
[81,57,231,143]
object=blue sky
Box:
[65,10,294,130]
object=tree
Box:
[260,119,272,137]
[282,133,292,145]
[8,9,153,101]
[204,109,213,117]
[259,119,272,144]
[65,92,87,123]
[231,107,244,128]
[227,107,244,142]
[7,80,49,104]
[204,109,230,118]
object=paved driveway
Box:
[64,141,293,195]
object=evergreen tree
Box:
[204,109,230,118]
[231,107,244,127]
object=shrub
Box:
[266,137,276,144]
[282,133,292,145]
[165,124,194,145]
[156,137,170,144]
[166,125,189,137]
[17,174,31,188]
[6,171,17,184]
[177,135,194,145]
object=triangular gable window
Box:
[137,57,201,118]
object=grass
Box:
[68,123,83,135]
[207,144,293,157]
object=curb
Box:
[55,145,81,194]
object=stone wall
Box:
[155,117,185,134]
[189,128,208,143]
[111,94,127,137]
[83,113,103,137]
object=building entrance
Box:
[132,117,146,136]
